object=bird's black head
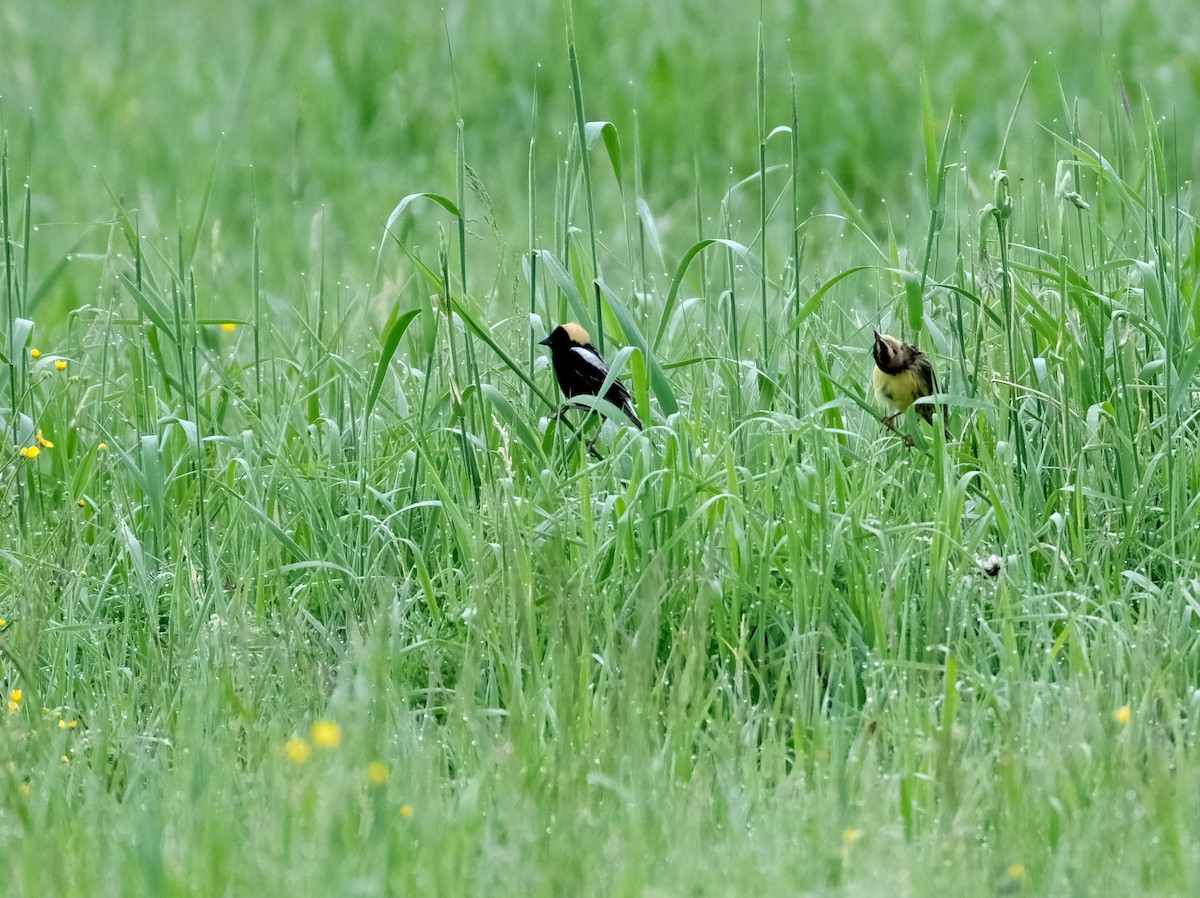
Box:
[539,322,591,350]
[872,330,911,374]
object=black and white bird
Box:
[539,322,643,430]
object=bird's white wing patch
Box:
[569,345,611,382]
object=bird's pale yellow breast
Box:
[873,366,924,414]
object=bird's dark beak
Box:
[538,335,553,346]
[872,329,881,342]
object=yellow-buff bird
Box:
[871,330,947,432]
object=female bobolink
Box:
[872,330,947,431]
[540,322,643,429]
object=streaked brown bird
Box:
[539,322,643,430]
[871,330,947,431]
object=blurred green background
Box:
[6,0,1197,325]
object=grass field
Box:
[4,1,1200,894]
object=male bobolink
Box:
[540,322,643,429]
[872,330,948,431]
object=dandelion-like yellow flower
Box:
[19,446,39,459]
[399,804,414,819]
[57,718,78,729]
[30,348,41,360]
[36,430,54,448]
[366,761,390,785]
[842,827,863,846]
[311,719,343,749]
[55,360,67,371]
[98,442,109,452]
[1114,705,1131,726]
[61,754,71,764]
[221,322,237,332]
[285,737,312,764]
[7,690,22,714]
[1006,863,1027,882]
[0,618,7,628]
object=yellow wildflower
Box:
[30,348,41,359]
[367,761,390,786]
[18,783,31,797]
[311,719,343,749]
[399,804,414,819]
[19,446,39,459]
[57,718,78,729]
[55,360,67,371]
[1113,705,1131,726]
[0,618,6,628]
[98,442,108,452]
[8,689,22,713]
[285,737,311,764]
[221,322,237,332]
[36,430,54,448]
[842,827,863,846]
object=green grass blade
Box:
[597,278,677,416]
[363,307,421,423]
[653,237,760,351]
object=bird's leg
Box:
[560,406,604,460]
[583,412,607,459]
[552,402,607,460]
[878,412,915,449]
